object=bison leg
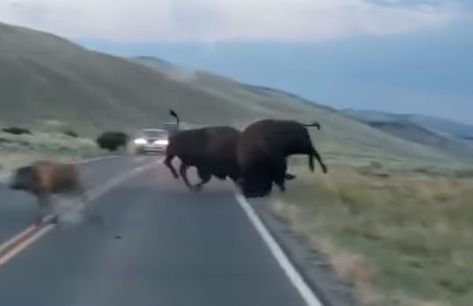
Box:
[179,163,194,190]
[271,157,288,193]
[164,154,179,179]
[36,193,52,225]
[75,183,96,221]
[194,168,212,191]
[311,147,328,173]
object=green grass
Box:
[0,131,102,168]
[268,161,473,306]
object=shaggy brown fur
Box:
[9,160,87,224]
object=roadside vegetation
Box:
[0,129,102,169]
[269,159,473,306]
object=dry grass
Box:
[269,162,473,306]
[0,131,102,169]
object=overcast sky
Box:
[1,0,472,123]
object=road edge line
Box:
[235,193,324,306]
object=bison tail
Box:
[169,109,180,128]
[304,121,321,130]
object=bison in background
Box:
[8,160,88,225]
[96,131,128,152]
[2,127,32,135]
[237,119,328,198]
[164,110,241,191]
[63,129,78,138]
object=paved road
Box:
[0,156,151,243]
[0,156,311,306]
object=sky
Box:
[0,0,472,123]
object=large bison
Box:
[96,131,128,152]
[237,119,328,198]
[8,160,88,225]
[164,110,241,191]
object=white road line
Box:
[0,159,161,267]
[235,193,324,306]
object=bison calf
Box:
[237,119,328,198]
[8,160,88,225]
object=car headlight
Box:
[134,138,147,145]
[155,139,169,145]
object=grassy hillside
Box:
[343,110,473,138]
[0,22,259,135]
[1,22,472,306]
[134,56,465,170]
[0,22,460,169]
[343,109,473,161]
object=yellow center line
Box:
[0,224,54,266]
[0,225,37,257]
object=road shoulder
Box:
[250,198,361,306]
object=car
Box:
[132,128,169,155]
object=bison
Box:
[96,131,128,152]
[2,127,32,135]
[8,160,88,225]
[164,110,241,191]
[237,119,328,198]
[63,129,78,138]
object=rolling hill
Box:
[0,21,466,170]
[343,110,473,139]
[343,109,473,160]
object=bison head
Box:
[9,166,35,191]
[237,168,274,198]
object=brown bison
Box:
[237,119,328,198]
[164,110,241,191]
[8,160,88,225]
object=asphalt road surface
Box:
[0,155,316,306]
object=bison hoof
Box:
[285,173,296,181]
[192,185,203,192]
[34,216,44,226]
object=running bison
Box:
[8,160,88,225]
[96,131,128,152]
[237,119,328,198]
[164,110,241,191]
